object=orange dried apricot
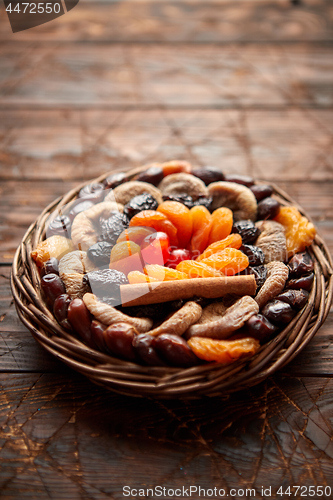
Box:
[145,264,188,281]
[196,234,242,262]
[274,206,316,258]
[176,260,222,278]
[201,247,249,276]
[161,160,192,177]
[190,205,213,254]
[157,201,193,248]
[187,337,260,364]
[127,271,159,284]
[208,207,233,245]
[129,210,178,247]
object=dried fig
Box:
[208,181,257,221]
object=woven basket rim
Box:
[11,167,333,399]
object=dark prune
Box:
[103,323,138,361]
[192,195,213,210]
[133,334,166,366]
[275,289,309,309]
[232,220,260,244]
[262,300,296,325]
[85,269,128,307]
[68,200,95,221]
[224,174,254,187]
[68,298,94,348]
[286,273,314,292]
[98,212,129,245]
[53,294,72,330]
[41,273,66,304]
[91,320,107,351]
[135,166,164,186]
[41,257,59,277]
[123,193,159,219]
[154,334,199,367]
[47,215,71,238]
[122,299,184,320]
[240,265,267,289]
[246,314,277,342]
[191,167,224,185]
[288,252,314,278]
[250,184,273,202]
[257,198,281,220]
[79,183,105,201]
[104,172,127,189]
[240,245,265,266]
[162,193,194,209]
[87,241,113,267]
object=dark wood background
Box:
[0,1,332,498]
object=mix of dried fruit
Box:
[32,162,317,367]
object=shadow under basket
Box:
[11,171,333,399]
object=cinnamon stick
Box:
[120,275,257,307]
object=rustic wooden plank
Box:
[1,43,333,108]
[1,109,333,183]
[1,267,332,375]
[0,372,332,498]
[0,0,332,43]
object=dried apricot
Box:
[127,271,159,284]
[274,206,316,258]
[196,234,242,262]
[187,337,260,364]
[145,264,188,281]
[176,260,222,278]
[31,235,73,267]
[201,247,249,276]
[129,210,178,247]
[208,207,233,244]
[117,226,155,245]
[161,160,192,177]
[109,241,144,275]
[190,205,213,254]
[157,201,192,248]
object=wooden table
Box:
[1,1,333,498]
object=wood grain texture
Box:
[0,0,332,43]
[0,372,332,498]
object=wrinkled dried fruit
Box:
[85,268,128,306]
[162,193,194,209]
[132,334,166,366]
[255,220,287,263]
[154,334,199,367]
[135,166,164,186]
[161,160,192,176]
[255,261,289,309]
[123,300,184,321]
[196,234,242,262]
[79,183,105,201]
[109,181,163,206]
[158,173,209,200]
[58,250,95,277]
[246,265,268,290]
[109,241,144,275]
[257,197,280,221]
[117,226,155,246]
[67,200,95,221]
[87,241,113,267]
[201,248,249,276]
[127,271,159,284]
[123,193,159,219]
[68,298,94,347]
[99,212,129,245]
[208,181,257,221]
[103,323,138,361]
[157,201,192,248]
[191,167,224,185]
[62,272,90,300]
[31,235,73,267]
[288,252,314,278]
[47,215,71,239]
[41,273,66,304]
[286,273,314,292]
[275,289,309,309]
[232,220,260,244]
[250,184,273,202]
[176,260,222,278]
[240,245,265,266]
[145,264,188,281]
[129,210,178,247]
[148,301,202,337]
[274,206,316,258]
[208,207,233,245]
[261,300,296,325]
[190,205,213,254]
[245,314,277,342]
[188,337,260,364]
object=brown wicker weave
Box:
[11,169,333,399]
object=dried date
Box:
[67,298,95,347]
[191,167,224,185]
[250,184,273,202]
[245,314,277,342]
[261,300,296,325]
[53,293,72,330]
[286,272,314,292]
[257,198,280,220]
[103,323,138,361]
[288,252,314,278]
[154,334,199,367]
[275,289,309,309]
[135,166,164,186]
[41,273,66,304]
[132,334,166,366]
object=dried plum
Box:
[87,241,113,267]
[135,166,164,186]
[104,172,127,189]
[162,193,194,209]
[250,184,273,202]
[240,265,267,290]
[192,195,213,210]
[275,289,309,309]
[261,300,296,325]
[288,252,314,278]
[191,167,224,185]
[98,212,129,245]
[232,220,260,244]
[257,198,280,220]
[240,245,265,266]
[84,268,129,306]
[123,193,159,219]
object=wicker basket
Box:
[11,169,333,399]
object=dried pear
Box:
[71,201,123,251]
[107,181,163,206]
[148,302,202,337]
[255,220,287,263]
[158,173,209,200]
[187,296,259,339]
[62,273,90,299]
[255,261,289,309]
[208,181,257,221]
[58,250,96,276]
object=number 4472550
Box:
[277,485,331,496]
[6,3,61,14]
